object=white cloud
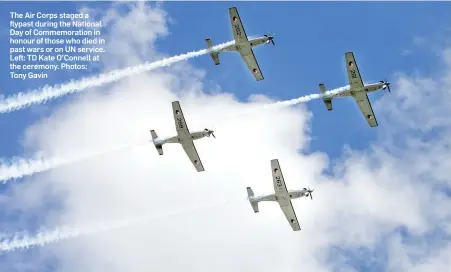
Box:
[2,2,451,272]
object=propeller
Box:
[304,187,314,200]
[263,33,275,46]
[380,79,391,93]
[205,128,216,138]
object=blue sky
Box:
[1,1,450,158]
[1,2,451,271]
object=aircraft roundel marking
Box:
[348,61,354,67]
[290,219,296,224]
[274,168,279,173]
[194,160,199,164]
[232,16,238,22]
[253,68,258,74]
[175,110,180,115]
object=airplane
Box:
[150,101,215,172]
[205,7,275,81]
[319,52,391,127]
[246,159,314,231]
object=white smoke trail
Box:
[263,85,349,109]
[0,197,242,252]
[215,85,350,125]
[0,141,150,183]
[0,41,235,114]
[0,86,348,183]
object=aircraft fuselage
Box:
[327,82,387,99]
[250,189,309,203]
[153,129,212,145]
[217,36,271,53]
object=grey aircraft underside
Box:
[150,101,215,172]
[319,52,392,127]
[246,159,314,231]
[205,7,275,81]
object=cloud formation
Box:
[2,3,451,272]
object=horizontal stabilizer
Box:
[150,130,163,155]
[246,187,254,197]
[319,83,333,111]
[246,187,259,213]
[206,38,220,65]
[251,202,259,213]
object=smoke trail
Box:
[0,86,348,183]
[264,85,349,109]
[215,85,350,125]
[0,197,242,252]
[0,141,150,183]
[0,41,235,114]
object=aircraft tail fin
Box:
[150,130,163,155]
[319,83,333,111]
[206,38,220,65]
[246,187,259,213]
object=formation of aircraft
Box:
[246,159,313,231]
[205,7,275,81]
[150,101,215,172]
[319,52,391,127]
[149,7,391,231]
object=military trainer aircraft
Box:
[246,159,314,231]
[205,7,275,81]
[319,52,391,127]
[150,101,215,172]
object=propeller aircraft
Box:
[205,7,275,81]
[319,52,391,127]
[246,159,314,231]
[150,101,215,172]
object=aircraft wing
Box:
[229,7,264,81]
[229,7,249,44]
[172,101,190,137]
[271,159,288,194]
[181,140,205,172]
[353,92,379,127]
[280,202,301,231]
[239,48,264,81]
[270,159,301,231]
[345,52,364,90]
